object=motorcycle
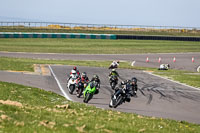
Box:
[83,82,97,103]
[67,73,78,94]
[109,75,118,90]
[109,84,131,108]
[76,80,88,98]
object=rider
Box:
[113,77,138,102]
[109,60,120,69]
[90,74,101,94]
[67,66,80,81]
[121,77,138,96]
[108,69,120,89]
[76,72,89,84]
[158,64,170,70]
[130,77,138,96]
[109,69,120,79]
[70,66,80,75]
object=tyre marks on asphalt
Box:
[50,65,200,124]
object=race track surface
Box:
[0,71,62,95]
[50,65,200,124]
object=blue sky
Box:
[0,0,200,27]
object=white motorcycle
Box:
[67,70,79,94]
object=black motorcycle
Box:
[109,75,118,90]
[76,80,88,98]
[109,84,132,108]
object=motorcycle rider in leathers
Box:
[113,77,138,102]
[109,60,120,69]
[90,74,100,94]
[108,69,120,90]
[108,69,120,79]
[75,72,89,93]
[76,72,89,86]
[67,66,80,82]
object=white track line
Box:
[48,65,72,101]
[144,71,200,91]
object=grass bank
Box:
[0,38,200,54]
[0,81,200,132]
[0,57,199,88]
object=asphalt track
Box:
[49,65,200,124]
[0,52,200,72]
[1,52,200,124]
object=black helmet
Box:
[131,77,137,84]
[81,72,87,78]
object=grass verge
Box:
[0,38,200,54]
[0,56,200,88]
[0,81,200,132]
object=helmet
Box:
[131,77,137,84]
[73,66,77,71]
[117,60,120,63]
[71,70,76,74]
[81,72,87,78]
[112,69,116,72]
[93,74,99,81]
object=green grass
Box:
[1,27,200,37]
[0,57,113,72]
[0,56,200,88]
[1,81,200,132]
[0,38,200,54]
[153,69,200,88]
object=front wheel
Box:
[83,92,92,103]
[113,94,123,108]
[111,82,116,90]
[76,87,83,98]
[109,98,114,108]
[69,84,75,94]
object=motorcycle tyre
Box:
[83,92,92,103]
[111,82,116,90]
[69,84,75,94]
[113,94,123,108]
[77,87,83,98]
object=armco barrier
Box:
[116,35,200,41]
[1,32,200,41]
[0,32,117,40]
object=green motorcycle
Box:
[83,81,98,103]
